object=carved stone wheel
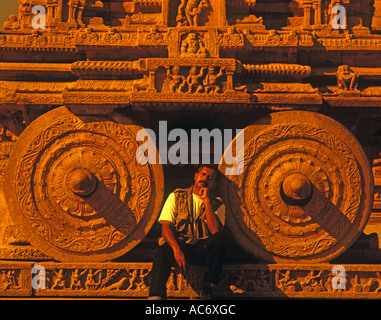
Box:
[4,106,164,262]
[219,111,373,263]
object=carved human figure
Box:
[85,269,101,290]
[186,66,207,94]
[277,270,299,291]
[177,0,210,26]
[167,66,187,93]
[300,271,323,291]
[203,67,225,94]
[0,271,18,290]
[133,76,149,92]
[69,269,86,290]
[180,33,209,58]
[127,269,149,291]
[176,0,188,27]
[18,0,32,28]
[326,0,340,25]
[337,65,358,91]
[68,0,86,26]
[3,15,19,30]
[253,271,272,291]
[51,269,66,290]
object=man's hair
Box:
[196,164,220,181]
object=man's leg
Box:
[198,232,227,286]
[149,243,175,299]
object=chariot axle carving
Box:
[3,106,164,262]
[219,111,373,263]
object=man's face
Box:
[194,166,217,191]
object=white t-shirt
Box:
[158,192,226,227]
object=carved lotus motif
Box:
[4,107,164,262]
[220,111,373,263]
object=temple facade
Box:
[0,0,381,298]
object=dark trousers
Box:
[149,232,226,298]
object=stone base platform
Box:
[1,262,381,299]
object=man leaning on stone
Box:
[148,164,226,300]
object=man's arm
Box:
[158,193,186,271]
[200,188,221,234]
[161,221,187,271]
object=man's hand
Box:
[199,187,210,201]
[173,247,187,272]
[200,186,221,235]
[161,221,187,271]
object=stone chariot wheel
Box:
[219,111,373,263]
[4,106,164,262]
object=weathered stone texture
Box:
[0,0,381,298]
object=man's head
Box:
[193,164,219,194]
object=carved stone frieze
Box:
[164,65,225,94]
[242,64,311,80]
[336,65,359,93]
[218,30,245,48]
[74,29,172,47]
[2,262,381,298]
[219,264,381,298]
[176,0,211,27]
[373,156,381,213]
[71,61,137,78]
[0,263,32,297]
[34,262,199,298]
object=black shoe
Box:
[200,287,212,300]
[200,282,217,300]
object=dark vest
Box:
[160,186,223,245]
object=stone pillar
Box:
[313,0,322,26]
[303,0,313,27]
[218,0,228,26]
[161,0,169,26]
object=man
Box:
[148,165,226,300]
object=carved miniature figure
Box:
[176,0,188,27]
[353,274,377,293]
[51,269,66,290]
[148,165,226,300]
[277,270,300,292]
[167,66,187,93]
[69,269,86,290]
[127,269,149,291]
[167,271,177,291]
[203,67,225,94]
[300,271,324,292]
[253,270,272,292]
[3,15,19,30]
[0,271,18,290]
[68,0,86,27]
[180,33,209,58]
[176,0,210,26]
[133,76,149,92]
[186,66,207,94]
[337,65,359,91]
[85,269,101,290]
